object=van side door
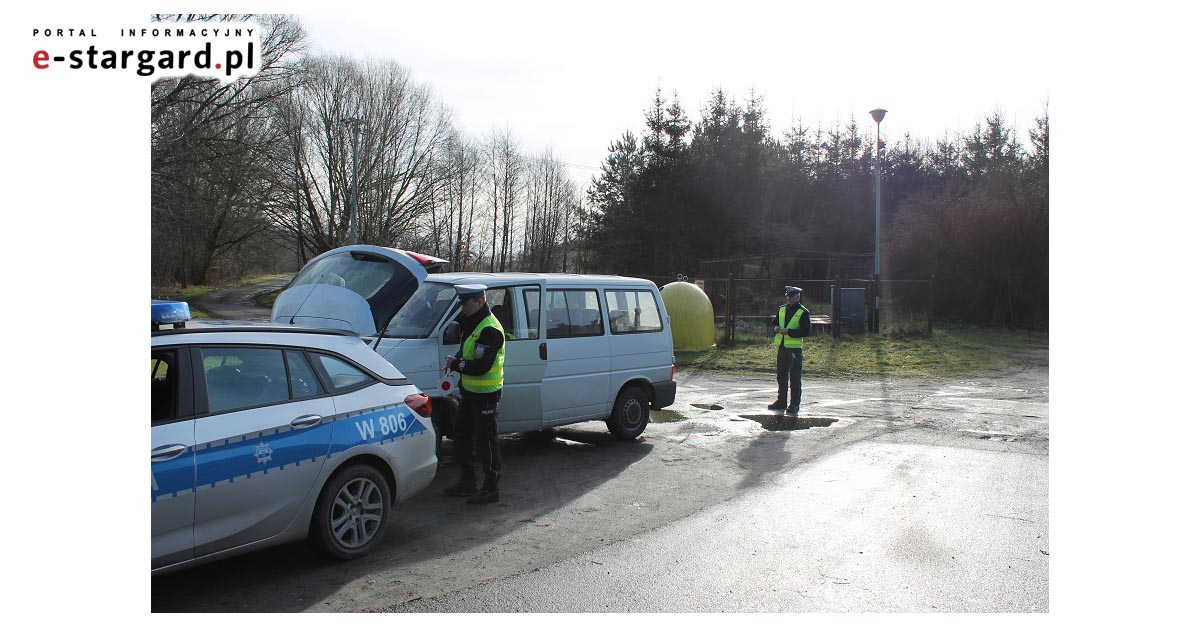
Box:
[541,288,611,424]
[440,284,546,434]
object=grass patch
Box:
[676,324,1047,379]
[255,289,281,308]
[240,273,291,286]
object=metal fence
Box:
[631,275,934,341]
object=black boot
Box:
[467,484,499,504]
[442,473,478,497]
[767,399,786,410]
[785,405,799,415]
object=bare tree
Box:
[481,129,523,271]
[151,14,307,285]
[272,55,455,255]
[521,150,580,272]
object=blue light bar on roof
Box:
[151,300,191,326]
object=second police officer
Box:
[442,284,506,504]
[768,286,811,414]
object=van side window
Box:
[605,290,664,334]
[547,289,603,338]
[484,288,516,340]
[519,288,540,339]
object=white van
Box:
[272,246,677,441]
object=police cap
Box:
[454,284,487,300]
[784,286,802,297]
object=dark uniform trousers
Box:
[452,391,502,489]
[776,346,803,408]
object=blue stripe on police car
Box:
[151,403,429,503]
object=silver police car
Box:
[151,306,436,573]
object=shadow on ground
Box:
[151,427,651,612]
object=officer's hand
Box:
[444,355,457,369]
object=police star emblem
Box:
[253,441,273,465]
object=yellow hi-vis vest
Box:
[461,313,505,393]
[775,304,809,348]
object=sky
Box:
[299,0,1050,186]
[8,0,1200,622]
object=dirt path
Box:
[191,275,294,322]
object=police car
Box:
[151,302,436,573]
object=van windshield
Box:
[384,282,457,338]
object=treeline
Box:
[151,15,1047,328]
[151,14,586,287]
[583,88,1048,327]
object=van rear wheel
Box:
[607,387,649,441]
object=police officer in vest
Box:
[442,284,506,504]
[768,286,811,414]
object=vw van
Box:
[272,246,677,441]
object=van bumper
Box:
[651,381,676,410]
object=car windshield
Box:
[291,251,394,301]
[384,282,457,338]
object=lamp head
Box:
[869,108,888,124]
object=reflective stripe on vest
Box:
[775,304,808,348]
[461,313,505,393]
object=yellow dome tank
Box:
[661,281,715,351]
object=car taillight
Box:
[404,393,432,417]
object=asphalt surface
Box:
[151,284,1049,612]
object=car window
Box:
[286,350,323,399]
[151,350,176,423]
[314,354,373,391]
[520,288,541,340]
[546,289,603,338]
[201,347,290,414]
[290,250,394,301]
[605,290,664,334]
[385,282,457,338]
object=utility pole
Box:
[869,108,887,333]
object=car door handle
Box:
[539,342,547,360]
[290,414,324,429]
[151,444,188,462]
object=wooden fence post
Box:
[725,273,734,344]
[832,275,842,339]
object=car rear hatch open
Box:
[272,245,429,337]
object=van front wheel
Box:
[607,387,649,441]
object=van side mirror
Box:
[442,321,462,345]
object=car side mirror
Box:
[442,321,462,345]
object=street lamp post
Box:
[342,117,363,245]
[869,108,887,333]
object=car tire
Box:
[311,464,392,561]
[607,387,649,441]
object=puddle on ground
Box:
[651,409,688,423]
[738,414,839,431]
[690,403,724,411]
